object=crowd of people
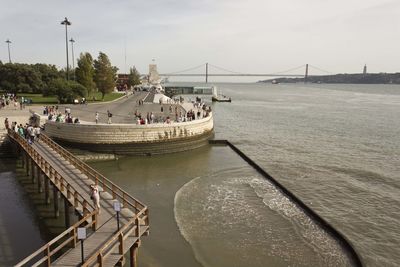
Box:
[0,94,26,110]
[39,95,211,126]
[132,102,211,125]
[5,117,41,144]
[44,106,80,124]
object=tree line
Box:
[0,52,141,103]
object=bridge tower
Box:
[304,64,309,83]
[206,63,209,83]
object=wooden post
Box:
[21,152,25,168]
[74,192,78,208]
[97,253,103,267]
[44,176,50,204]
[135,217,140,237]
[31,159,36,182]
[117,233,125,266]
[53,186,59,218]
[130,241,140,267]
[64,197,71,228]
[26,156,30,176]
[38,168,43,193]
[92,212,97,231]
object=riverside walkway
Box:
[7,130,149,266]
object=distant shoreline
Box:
[259,72,400,84]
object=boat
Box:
[212,95,232,102]
[271,79,280,84]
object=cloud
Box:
[1,0,399,78]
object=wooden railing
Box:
[9,127,149,266]
[37,133,150,265]
[8,130,99,266]
[8,130,95,216]
[40,133,149,220]
[14,210,98,267]
[82,209,148,266]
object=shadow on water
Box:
[0,157,71,266]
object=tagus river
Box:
[1,83,399,266]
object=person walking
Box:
[27,125,35,144]
[107,110,112,124]
[95,112,99,124]
[4,118,9,130]
[34,126,41,141]
[90,184,101,212]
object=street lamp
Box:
[69,38,75,80]
[61,17,71,80]
[5,39,12,63]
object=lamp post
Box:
[61,17,71,80]
[69,38,75,80]
[5,39,12,63]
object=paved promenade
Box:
[1,91,206,129]
[49,92,194,124]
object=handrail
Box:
[15,210,98,267]
[8,130,95,214]
[40,133,148,217]
[82,209,149,266]
[9,127,149,266]
[38,133,150,265]
[8,130,99,266]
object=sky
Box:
[1,0,399,82]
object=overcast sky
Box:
[1,0,399,81]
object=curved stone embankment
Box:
[44,114,214,155]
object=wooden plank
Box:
[12,134,148,267]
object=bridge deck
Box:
[33,140,148,266]
[10,132,149,267]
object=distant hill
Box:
[259,73,400,84]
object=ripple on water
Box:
[174,170,353,267]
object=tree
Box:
[93,52,118,100]
[44,78,87,103]
[127,66,141,88]
[75,52,96,95]
[32,63,62,88]
[0,63,42,94]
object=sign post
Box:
[113,201,121,231]
[77,227,87,264]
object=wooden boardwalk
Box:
[8,130,149,266]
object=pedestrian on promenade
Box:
[95,112,99,124]
[4,118,9,130]
[107,110,112,124]
[90,184,101,212]
[27,125,35,144]
[18,124,24,137]
[34,126,41,141]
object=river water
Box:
[92,82,400,267]
[2,83,399,266]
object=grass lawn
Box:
[18,93,58,104]
[16,92,124,105]
[87,92,124,103]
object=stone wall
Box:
[45,114,213,144]
[44,114,214,155]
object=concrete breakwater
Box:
[209,139,363,267]
[44,114,214,155]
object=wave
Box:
[174,170,352,267]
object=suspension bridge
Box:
[159,63,333,82]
